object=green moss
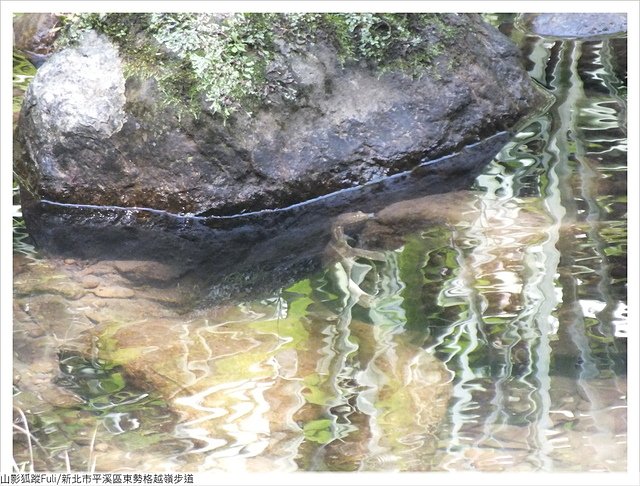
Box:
[57,13,463,119]
[302,418,334,444]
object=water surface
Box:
[12,17,627,473]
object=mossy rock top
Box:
[57,13,464,118]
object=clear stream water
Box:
[12,16,627,473]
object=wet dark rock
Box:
[15,14,546,217]
[20,134,508,304]
[520,13,627,38]
[13,13,61,66]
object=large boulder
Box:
[15,13,547,218]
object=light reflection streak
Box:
[432,27,626,472]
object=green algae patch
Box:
[93,321,158,367]
[302,418,334,444]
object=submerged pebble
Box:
[92,286,135,299]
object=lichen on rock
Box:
[26,31,125,139]
[17,31,126,197]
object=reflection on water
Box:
[429,22,627,471]
[13,17,627,473]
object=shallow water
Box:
[12,17,627,473]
